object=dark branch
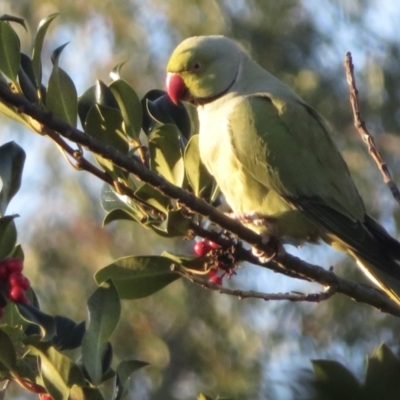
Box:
[0,84,400,316]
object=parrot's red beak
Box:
[166,73,186,105]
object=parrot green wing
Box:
[227,94,400,283]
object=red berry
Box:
[207,240,219,249]
[193,241,212,256]
[209,275,223,285]
[0,264,8,279]
[207,268,218,278]
[5,259,23,274]
[41,395,52,400]
[8,286,28,303]
[9,273,30,290]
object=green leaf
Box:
[152,209,190,237]
[70,385,104,400]
[109,79,142,141]
[311,359,362,398]
[95,256,180,299]
[17,303,56,342]
[94,80,119,109]
[134,183,170,213]
[184,135,214,197]
[0,216,17,260]
[0,329,17,371]
[364,344,400,398]
[115,359,149,400]
[19,53,39,102]
[0,15,27,30]
[149,124,184,186]
[28,343,85,400]
[100,184,146,225]
[197,394,214,400]
[0,21,20,81]
[0,141,26,216]
[85,104,128,154]
[103,209,138,226]
[32,13,59,86]
[109,62,126,81]
[46,58,78,127]
[82,282,121,385]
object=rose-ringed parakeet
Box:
[166,35,400,305]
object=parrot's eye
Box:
[192,62,201,72]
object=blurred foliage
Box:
[0,1,399,400]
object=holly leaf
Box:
[95,256,180,299]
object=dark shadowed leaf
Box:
[149,124,184,186]
[17,303,56,342]
[184,134,214,197]
[115,359,149,400]
[95,80,119,109]
[95,256,180,299]
[0,216,18,260]
[32,13,58,86]
[82,282,120,385]
[109,79,142,141]
[143,91,191,140]
[51,317,86,351]
[78,85,96,127]
[51,42,69,65]
[0,329,16,371]
[364,344,400,399]
[19,53,39,102]
[311,359,362,399]
[0,141,25,216]
[0,21,20,81]
[46,55,78,127]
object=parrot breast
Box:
[197,95,321,245]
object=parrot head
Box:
[166,36,241,104]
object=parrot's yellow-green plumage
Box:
[166,35,400,305]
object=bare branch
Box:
[344,52,400,205]
[0,84,400,316]
[174,264,337,302]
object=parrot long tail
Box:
[348,216,400,306]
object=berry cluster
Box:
[0,258,30,317]
[193,239,236,286]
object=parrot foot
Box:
[252,236,286,264]
[229,211,277,231]
[227,211,285,262]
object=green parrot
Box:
[166,35,400,305]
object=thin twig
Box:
[42,126,164,217]
[0,85,400,316]
[344,51,400,205]
[173,265,337,302]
